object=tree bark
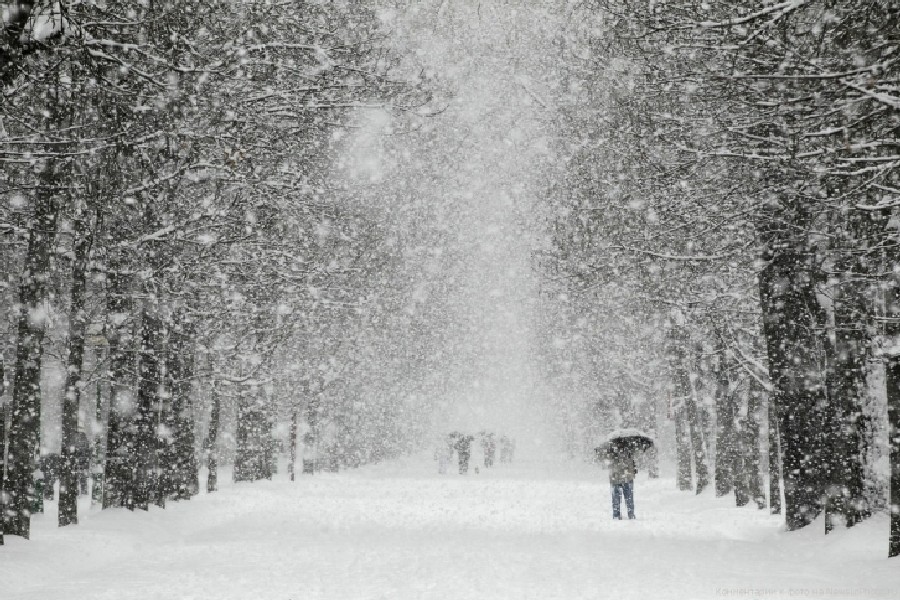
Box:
[675,405,693,491]
[206,383,221,493]
[131,308,162,511]
[647,443,660,479]
[767,394,782,515]
[745,381,766,509]
[714,345,736,498]
[102,265,135,509]
[669,330,694,491]
[758,253,825,529]
[684,385,710,495]
[1,176,59,540]
[885,278,900,556]
[59,204,96,526]
[887,348,900,556]
[1,362,6,545]
[685,342,711,495]
[830,275,871,529]
[234,392,255,482]
[167,319,198,500]
[91,378,105,507]
[289,409,298,482]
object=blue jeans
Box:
[611,481,635,519]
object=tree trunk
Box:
[714,345,735,498]
[830,276,871,529]
[744,381,766,509]
[887,350,900,557]
[234,392,254,482]
[821,315,842,535]
[669,331,694,491]
[131,308,162,511]
[1,363,6,545]
[206,383,220,493]
[686,343,710,495]
[235,392,271,482]
[167,319,198,500]
[758,249,826,530]
[1,178,59,540]
[102,266,135,509]
[91,378,105,507]
[647,444,660,479]
[767,394,782,515]
[884,278,900,556]
[59,204,96,526]
[732,416,750,507]
[675,404,692,491]
[289,409,298,482]
[684,387,710,495]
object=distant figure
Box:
[605,445,637,520]
[484,433,496,468]
[455,435,473,474]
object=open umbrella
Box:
[596,428,654,457]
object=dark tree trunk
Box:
[234,392,254,482]
[159,331,178,503]
[167,319,198,500]
[744,381,766,509]
[767,394,782,515]
[206,383,221,493]
[102,267,135,509]
[669,331,694,491]
[131,309,163,511]
[1,364,6,546]
[152,341,170,510]
[686,342,710,495]
[732,438,750,506]
[675,405,692,491]
[234,392,271,482]
[821,318,842,535]
[91,379,105,507]
[1,179,59,540]
[732,420,750,507]
[289,409,298,482]
[889,353,900,557]
[885,280,900,557]
[59,205,96,527]
[684,389,710,495]
[829,275,871,529]
[179,334,199,497]
[758,252,826,529]
[714,345,736,498]
[263,413,275,480]
[647,443,660,479]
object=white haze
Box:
[337,1,566,453]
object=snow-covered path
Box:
[4,457,897,600]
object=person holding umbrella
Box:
[599,428,654,520]
[454,433,474,475]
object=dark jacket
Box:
[605,446,636,485]
[455,436,472,456]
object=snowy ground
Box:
[4,456,899,600]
